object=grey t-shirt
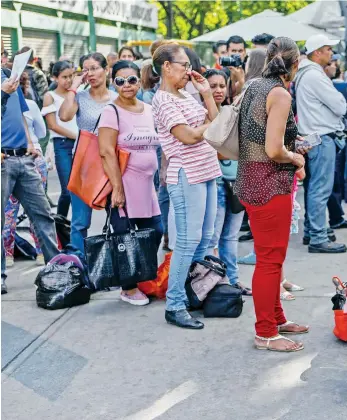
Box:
[75,89,118,132]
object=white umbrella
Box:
[191,9,338,43]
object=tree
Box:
[151,0,312,40]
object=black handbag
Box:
[84,207,158,290]
[203,283,243,318]
[223,180,245,214]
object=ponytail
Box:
[141,63,160,90]
[262,55,288,77]
[262,37,299,79]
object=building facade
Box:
[1,0,158,68]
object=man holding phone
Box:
[296,34,347,253]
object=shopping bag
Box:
[67,104,130,210]
[138,252,172,299]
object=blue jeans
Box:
[304,135,336,244]
[207,182,244,285]
[158,185,169,235]
[166,169,217,311]
[327,144,346,227]
[53,137,74,217]
[70,192,92,255]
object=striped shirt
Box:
[152,89,221,185]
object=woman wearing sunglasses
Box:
[59,52,117,254]
[145,43,221,329]
[98,61,162,306]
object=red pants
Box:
[242,194,292,337]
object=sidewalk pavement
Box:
[1,175,347,420]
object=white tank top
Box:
[41,91,78,139]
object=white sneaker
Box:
[120,289,149,306]
[5,256,14,268]
[36,254,45,266]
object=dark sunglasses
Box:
[114,75,140,87]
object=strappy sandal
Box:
[332,276,347,293]
[282,278,304,292]
[255,334,304,352]
[280,291,295,301]
[278,321,309,335]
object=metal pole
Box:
[88,0,97,52]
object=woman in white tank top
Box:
[42,61,78,218]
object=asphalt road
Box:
[1,171,347,420]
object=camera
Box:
[220,54,243,68]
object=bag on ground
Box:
[203,283,243,318]
[138,252,172,299]
[35,261,91,310]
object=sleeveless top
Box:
[234,76,298,206]
[41,91,78,139]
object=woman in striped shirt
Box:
[148,43,221,330]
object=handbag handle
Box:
[102,204,136,239]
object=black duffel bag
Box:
[203,283,243,318]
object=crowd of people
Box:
[1,30,346,352]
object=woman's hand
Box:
[111,185,125,208]
[296,167,306,181]
[291,152,305,169]
[71,72,87,90]
[295,135,312,155]
[189,70,211,97]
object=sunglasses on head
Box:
[114,75,140,87]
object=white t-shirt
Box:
[24,99,46,153]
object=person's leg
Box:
[3,196,21,259]
[166,170,208,311]
[134,215,163,251]
[158,185,170,236]
[206,183,227,256]
[70,192,92,255]
[192,178,217,261]
[303,154,311,241]
[219,208,244,285]
[53,138,73,217]
[306,135,336,244]
[245,194,292,338]
[12,156,59,263]
[328,146,346,228]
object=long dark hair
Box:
[83,52,107,69]
[245,49,266,81]
[52,60,73,77]
[203,69,228,83]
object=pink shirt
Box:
[152,89,221,185]
[99,103,160,219]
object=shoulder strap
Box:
[92,102,120,133]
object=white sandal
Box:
[282,278,304,292]
[280,291,295,301]
[278,321,309,335]
[255,334,304,352]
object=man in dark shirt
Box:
[1,45,59,294]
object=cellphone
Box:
[295,132,322,149]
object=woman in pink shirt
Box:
[98,61,162,306]
[146,43,221,329]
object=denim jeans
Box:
[158,185,170,235]
[1,155,59,265]
[53,137,74,217]
[70,192,92,255]
[303,135,336,244]
[327,144,346,227]
[166,169,217,311]
[207,182,244,285]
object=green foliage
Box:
[151,0,312,40]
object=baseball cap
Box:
[305,34,340,55]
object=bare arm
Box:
[265,87,304,168]
[43,93,76,139]
[23,115,39,157]
[98,127,125,208]
[171,123,210,145]
[59,73,85,122]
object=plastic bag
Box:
[35,262,91,310]
[138,252,172,299]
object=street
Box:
[1,171,347,420]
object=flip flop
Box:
[332,276,347,292]
[236,283,252,296]
[282,278,304,292]
[278,321,310,335]
[255,334,304,352]
[280,291,295,301]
